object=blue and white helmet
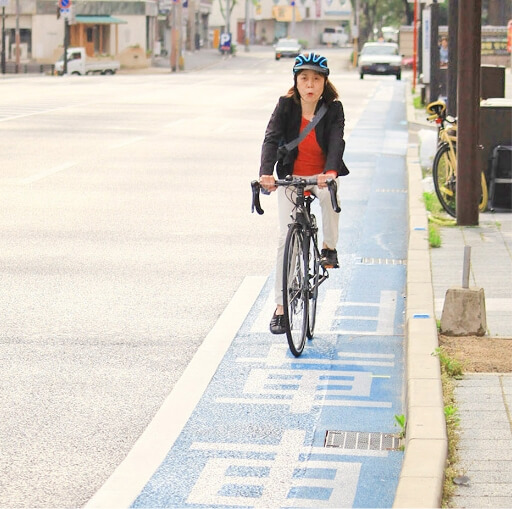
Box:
[293,53,330,76]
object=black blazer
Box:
[260,96,349,179]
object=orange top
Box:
[293,117,327,176]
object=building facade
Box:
[209,0,352,48]
[2,0,159,63]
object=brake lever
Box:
[251,180,264,215]
[327,179,341,213]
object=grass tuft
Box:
[429,223,441,248]
[433,347,464,507]
[413,95,424,109]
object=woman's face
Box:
[296,70,326,105]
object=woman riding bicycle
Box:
[259,52,349,335]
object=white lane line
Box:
[84,275,267,509]
[109,136,146,149]
[163,119,188,128]
[0,102,96,123]
[19,161,78,185]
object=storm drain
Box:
[376,188,408,193]
[324,431,401,451]
[359,257,407,266]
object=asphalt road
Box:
[0,47,383,507]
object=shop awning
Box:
[272,6,302,23]
[75,15,128,25]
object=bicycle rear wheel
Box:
[433,143,489,217]
[306,229,320,340]
[433,143,456,217]
[283,223,308,357]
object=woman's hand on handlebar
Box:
[261,172,337,191]
[259,174,277,192]
[317,171,338,188]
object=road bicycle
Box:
[251,175,340,357]
[426,101,488,218]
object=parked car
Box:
[402,55,414,69]
[274,38,302,60]
[358,42,402,80]
[321,27,348,46]
[54,47,120,76]
[381,26,399,43]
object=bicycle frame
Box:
[438,120,457,175]
[293,189,329,293]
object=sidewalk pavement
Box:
[398,70,512,508]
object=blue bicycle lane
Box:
[91,80,409,509]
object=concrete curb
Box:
[393,88,448,508]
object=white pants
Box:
[274,178,340,306]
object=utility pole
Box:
[290,0,295,38]
[352,0,359,67]
[170,0,178,71]
[447,0,458,116]
[225,0,230,35]
[177,0,183,69]
[15,0,19,73]
[187,0,195,51]
[1,2,6,75]
[244,0,250,51]
[63,18,69,74]
[412,0,418,91]
[429,0,439,103]
[456,0,482,226]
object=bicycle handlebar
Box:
[251,175,341,215]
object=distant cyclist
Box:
[259,52,349,335]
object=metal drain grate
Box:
[376,188,408,193]
[324,431,401,451]
[359,257,407,266]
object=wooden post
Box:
[456,0,482,226]
[447,0,458,117]
[429,1,440,103]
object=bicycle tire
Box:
[283,223,308,357]
[306,228,319,340]
[433,143,457,217]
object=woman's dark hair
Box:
[285,71,339,104]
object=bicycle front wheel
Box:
[306,229,320,340]
[433,143,456,217]
[283,223,308,357]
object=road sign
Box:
[0,0,9,6]
[220,32,231,51]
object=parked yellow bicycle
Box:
[427,101,488,217]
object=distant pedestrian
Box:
[440,37,449,66]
